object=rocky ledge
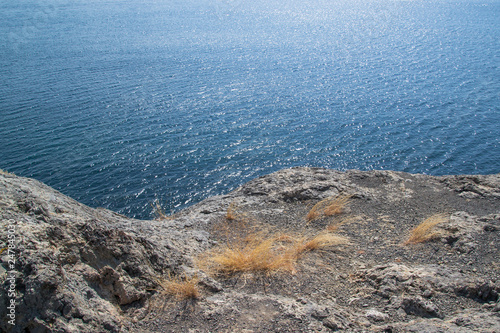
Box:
[0,167,499,332]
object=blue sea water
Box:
[0,0,499,219]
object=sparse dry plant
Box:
[306,194,352,222]
[293,232,347,255]
[152,201,174,220]
[199,203,349,280]
[306,197,330,221]
[156,273,200,301]
[199,232,292,275]
[213,203,263,244]
[215,216,247,242]
[324,194,352,216]
[198,230,347,277]
[404,213,449,245]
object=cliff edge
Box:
[1,168,499,332]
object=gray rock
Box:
[1,168,499,332]
[398,296,443,319]
[322,310,352,331]
[365,308,389,322]
[364,263,500,303]
[0,173,196,332]
[390,308,500,332]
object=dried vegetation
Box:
[152,201,174,220]
[156,273,200,301]
[306,194,352,222]
[404,213,449,245]
[197,203,348,277]
[0,169,14,176]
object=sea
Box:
[0,0,499,219]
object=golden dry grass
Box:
[306,194,352,222]
[293,232,347,254]
[204,235,283,274]
[404,213,449,245]
[152,202,174,220]
[198,230,347,276]
[0,169,14,176]
[156,273,200,301]
[324,194,352,216]
[198,232,289,275]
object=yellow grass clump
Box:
[404,213,449,245]
[306,194,352,221]
[198,230,347,277]
[0,169,14,176]
[152,201,174,220]
[156,273,200,301]
[205,235,285,275]
[293,232,347,255]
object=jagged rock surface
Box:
[1,168,499,332]
[0,172,208,332]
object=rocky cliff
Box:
[1,168,499,332]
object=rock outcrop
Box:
[1,168,499,332]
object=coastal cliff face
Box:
[1,168,499,332]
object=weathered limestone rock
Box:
[0,172,203,332]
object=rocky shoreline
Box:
[1,167,499,332]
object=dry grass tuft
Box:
[404,213,449,245]
[324,194,352,216]
[0,169,14,176]
[199,233,290,275]
[152,201,174,220]
[306,198,329,221]
[198,230,347,277]
[306,194,352,221]
[200,204,348,278]
[156,273,200,301]
[293,232,347,254]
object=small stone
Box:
[309,304,329,319]
[323,318,342,331]
[483,225,497,232]
[358,317,371,327]
[400,296,443,319]
[322,311,351,331]
[365,309,389,322]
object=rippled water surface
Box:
[1,0,499,218]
